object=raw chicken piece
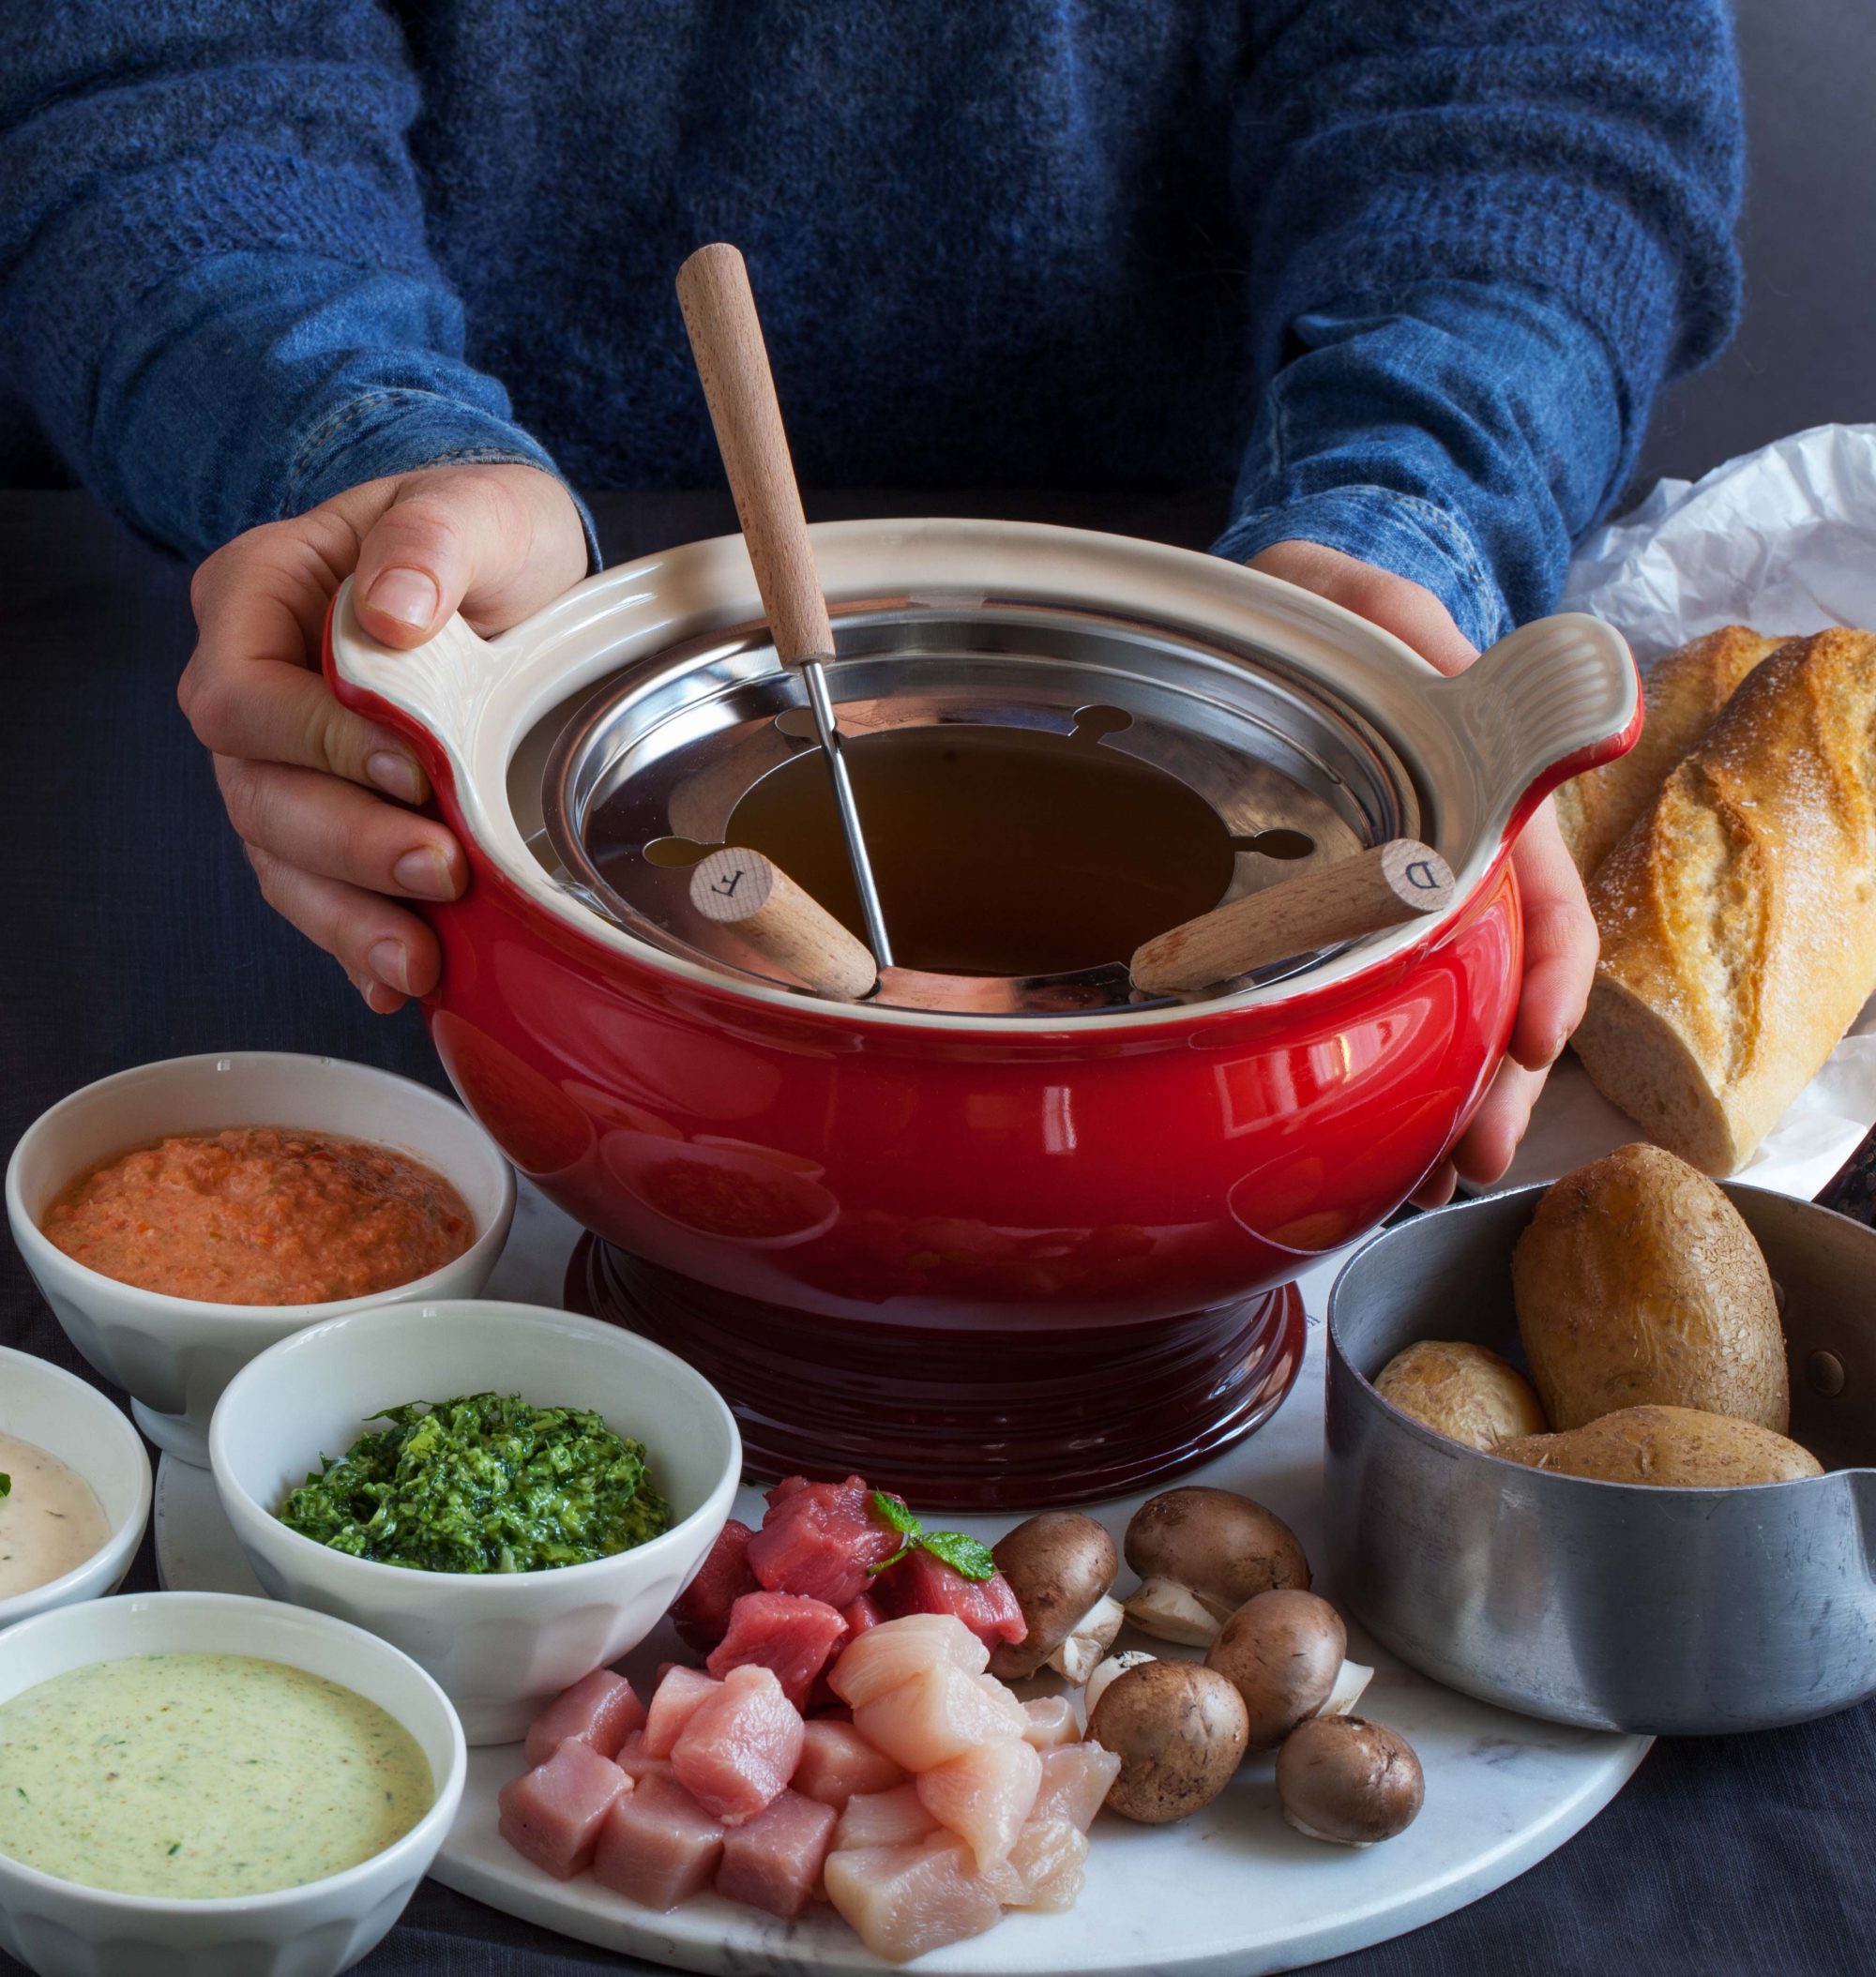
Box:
[642,1665,722,1758]
[715,1788,839,1919]
[523,1668,645,1769]
[834,1784,941,1850]
[915,1735,1042,1870]
[613,1731,674,1786]
[824,1834,1006,1964]
[876,1545,1027,1652]
[852,1662,1026,1772]
[592,1772,726,1910]
[828,1614,989,1710]
[791,1718,908,1807]
[671,1664,806,1824]
[671,1518,760,1652]
[1033,1741,1122,1833]
[1020,1695,1082,1752]
[991,1817,1089,1912]
[706,1590,849,1710]
[497,1740,629,1880]
[748,1475,903,1607]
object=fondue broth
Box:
[0,1436,110,1600]
[610,723,1237,977]
[0,1654,431,1897]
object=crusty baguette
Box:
[1554,626,1792,881]
[1572,628,1876,1173]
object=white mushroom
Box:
[1276,1714,1425,1846]
[988,1512,1122,1685]
[1121,1487,1310,1646]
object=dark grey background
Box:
[1637,0,1874,488]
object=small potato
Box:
[1374,1340,1547,1451]
[1498,1405,1823,1487]
[1512,1143,1789,1434]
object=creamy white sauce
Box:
[0,1433,110,1600]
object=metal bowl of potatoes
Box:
[1324,1174,1876,1735]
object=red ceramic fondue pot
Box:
[327,519,1638,1506]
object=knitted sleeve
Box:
[0,5,584,561]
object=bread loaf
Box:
[1555,626,1791,880]
[1572,628,1876,1173]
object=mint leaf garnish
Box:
[871,1490,921,1537]
[0,1472,9,1499]
[918,1530,997,1581]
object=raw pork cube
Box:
[824,1834,1005,1964]
[991,1817,1089,1912]
[593,1772,726,1911]
[915,1735,1041,1870]
[523,1668,646,1769]
[715,1788,839,1919]
[706,1590,849,1710]
[671,1518,760,1652]
[1033,1741,1123,1833]
[614,1731,674,1786]
[747,1475,902,1607]
[876,1544,1027,1651]
[834,1784,940,1850]
[828,1614,989,1710]
[1020,1695,1081,1752]
[497,1740,629,1880]
[672,1664,806,1824]
[853,1662,1026,1772]
[642,1665,722,1758]
[792,1718,908,1807]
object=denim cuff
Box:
[1213,487,1506,653]
[285,387,602,573]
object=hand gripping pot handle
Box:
[1437,612,1641,842]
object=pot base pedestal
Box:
[564,1236,1306,1508]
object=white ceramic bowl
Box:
[0,1591,465,1977]
[5,1052,518,1467]
[0,1350,151,1632]
[209,1299,741,1743]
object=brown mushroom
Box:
[1083,1648,1156,1718]
[1121,1487,1310,1645]
[1276,1714,1425,1845]
[1086,1658,1249,1825]
[1204,1590,1346,1751]
[988,1512,1123,1684]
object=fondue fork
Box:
[676,243,896,967]
[688,839,1455,1008]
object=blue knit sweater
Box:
[0,3,1741,645]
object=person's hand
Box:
[179,464,588,1012]
[1248,541,1596,1203]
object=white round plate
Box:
[156,1182,1648,1975]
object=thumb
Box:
[351,464,588,650]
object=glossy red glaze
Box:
[329,609,1525,1503]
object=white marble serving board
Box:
[155,1181,1649,1976]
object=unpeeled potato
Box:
[1498,1405,1822,1486]
[1512,1143,1789,1433]
[1374,1340,1548,1451]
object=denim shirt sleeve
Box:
[1214,280,1626,651]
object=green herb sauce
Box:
[278,1393,673,1573]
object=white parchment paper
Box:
[1500,422,1876,1197]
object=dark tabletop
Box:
[3,487,1870,1977]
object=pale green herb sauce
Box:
[0,1653,432,1897]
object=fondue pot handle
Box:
[1436,612,1642,841]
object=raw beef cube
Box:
[642,1665,722,1758]
[1033,1741,1123,1833]
[915,1735,1042,1870]
[747,1475,902,1607]
[877,1545,1027,1652]
[614,1731,674,1786]
[715,1788,838,1919]
[706,1591,849,1710]
[792,1718,908,1807]
[991,1817,1089,1912]
[497,1740,629,1880]
[1020,1695,1081,1752]
[672,1665,806,1824]
[824,1834,1006,1963]
[828,1614,989,1709]
[852,1662,1026,1772]
[840,1591,887,1637]
[592,1773,726,1910]
[671,1518,760,1652]
[523,1668,646,1769]
[834,1784,940,1850]
[765,1474,812,1506]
